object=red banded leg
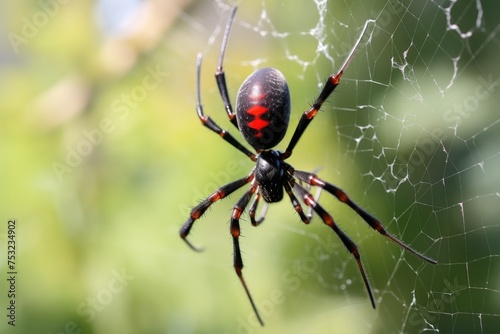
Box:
[249,192,267,226]
[291,181,376,308]
[196,53,256,161]
[280,21,373,160]
[180,170,255,251]
[280,71,343,160]
[299,170,323,221]
[230,183,264,326]
[292,170,437,264]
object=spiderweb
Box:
[190,0,500,333]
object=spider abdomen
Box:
[236,68,290,150]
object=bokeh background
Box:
[1,0,499,333]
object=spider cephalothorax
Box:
[179,6,436,326]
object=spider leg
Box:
[302,181,322,221]
[292,169,437,264]
[280,71,343,160]
[280,21,373,160]
[230,184,265,326]
[196,53,256,161]
[180,170,255,252]
[284,177,310,224]
[291,181,376,308]
[307,187,322,220]
[215,6,239,129]
[249,191,268,226]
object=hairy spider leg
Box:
[280,71,342,160]
[291,180,376,308]
[230,182,264,326]
[292,170,438,264]
[280,20,374,160]
[180,170,255,252]
[196,53,256,161]
[284,176,311,224]
[299,167,323,221]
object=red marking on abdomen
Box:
[247,105,269,138]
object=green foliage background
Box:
[1,1,499,333]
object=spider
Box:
[180,7,437,326]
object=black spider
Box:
[180,7,436,326]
